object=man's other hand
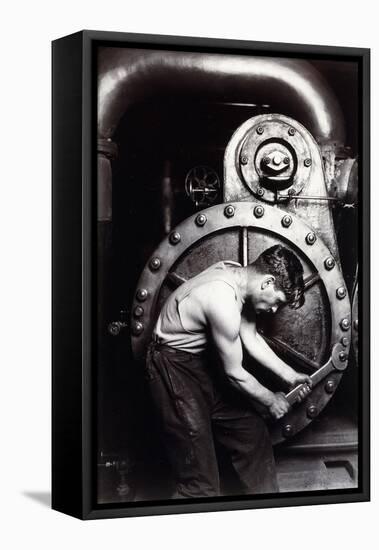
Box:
[268,392,290,419]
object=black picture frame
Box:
[52,30,370,520]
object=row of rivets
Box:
[149,257,161,271]
[195,213,207,226]
[340,336,349,347]
[325,379,335,394]
[169,231,181,245]
[282,424,293,438]
[224,205,235,218]
[307,405,318,419]
[134,306,144,318]
[305,232,316,245]
[282,380,338,435]
[340,318,351,331]
[254,205,264,218]
[136,288,148,301]
[281,215,292,228]
[132,321,144,336]
[336,286,347,299]
[324,257,335,270]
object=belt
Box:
[149,338,206,358]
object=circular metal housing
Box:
[238,117,312,203]
[131,202,351,444]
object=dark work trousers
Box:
[145,341,278,498]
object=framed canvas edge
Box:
[55,30,371,520]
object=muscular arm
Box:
[239,314,311,390]
[206,285,276,408]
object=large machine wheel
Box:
[130,201,351,444]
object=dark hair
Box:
[249,245,305,309]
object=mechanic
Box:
[145,244,312,498]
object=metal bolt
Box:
[339,351,348,362]
[169,231,181,245]
[133,306,144,318]
[340,318,351,331]
[354,319,358,331]
[282,424,293,438]
[262,156,271,166]
[149,257,161,271]
[324,257,335,270]
[305,232,316,245]
[241,155,249,165]
[195,213,207,226]
[288,127,296,136]
[136,288,148,302]
[307,405,318,419]
[132,321,144,336]
[283,156,290,165]
[256,126,264,135]
[273,154,282,166]
[254,205,264,218]
[340,336,349,347]
[257,187,265,197]
[281,215,292,228]
[336,286,347,299]
[224,205,235,218]
[325,380,335,394]
[304,158,312,167]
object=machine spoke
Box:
[261,334,320,373]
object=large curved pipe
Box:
[98,47,345,143]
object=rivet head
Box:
[133,306,144,318]
[149,257,161,271]
[169,231,181,245]
[324,257,335,270]
[340,318,351,331]
[306,232,316,245]
[136,288,148,302]
[339,351,348,362]
[307,405,318,419]
[288,127,296,136]
[131,321,144,336]
[256,126,264,135]
[283,156,290,165]
[224,205,235,218]
[257,187,265,197]
[195,213,207,226]
[325,380,335,394]
[304,158,312,167]
[336,286,347,299]
[340,336,349,347]
[254,205,264,218]
[240,155,249,165]
[282,424,293,438]
[354,319,358,331]
[281,215,292,228]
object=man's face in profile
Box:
[251,276,287,314]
